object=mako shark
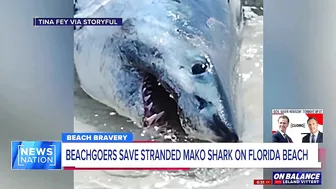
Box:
[74,0,245,142]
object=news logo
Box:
[272,109,323,143]
[273,172,322,185]
[11,141,62,170]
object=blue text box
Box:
[62,132,133,143]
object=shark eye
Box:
[191,62,208,75]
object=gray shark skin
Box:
[74,0,244,142]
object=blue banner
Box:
[273,172,322,185]
[62,132,133,143]
[11,141,62,170]
[33,18,122,26]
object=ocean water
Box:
[73,7,263,189]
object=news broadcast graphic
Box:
[272,109,323,143]
[33,18,123,26]
[11,141,62,170]
[10,133,322,170]
[273,172,322,185]
[61,133,321,169]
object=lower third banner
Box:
[10,133,323,170]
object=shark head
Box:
[74,0,243,143]
[115,20,239,142]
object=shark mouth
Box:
[141,73,187,139]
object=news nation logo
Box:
[11,141,62,170]
[273,172,322,185]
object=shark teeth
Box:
[142,76,165,127]
[144,111,165,126]
[145,114,156,125]
[144,95,151,101]
[147,102,153,110]
[156,111,165,121]
[141,73,182,136]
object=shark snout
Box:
[209,114,239,142]
[192,95,239,143]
